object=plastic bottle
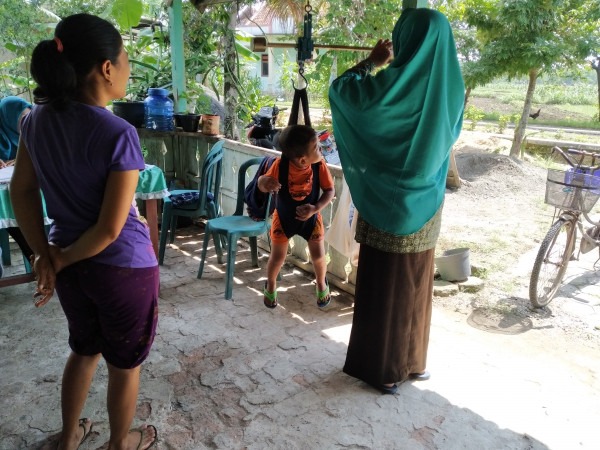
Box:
[144,88,174,131]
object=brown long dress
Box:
[343,245,434,385]
[343,209,441,387]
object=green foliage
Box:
[235,73,275,124]
[276,52,298,97]
[111,0,143,31]
[464,105,484,130]
[535,84,597,106]
[0,0,56,96]
[463,0,600,89]
[179,78,211,114]
[125,26,173,100]
[497,114,512,133]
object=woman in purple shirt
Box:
[11,14,158,450]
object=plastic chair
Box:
[0,229,32,274]
[158,140,225,265]
[197,157,273,299]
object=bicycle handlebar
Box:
[551,146,600,172]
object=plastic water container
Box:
[144,88,173,131]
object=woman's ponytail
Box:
[29,14,122,111]
[31,39,77,110]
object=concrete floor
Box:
[1,224,599,449]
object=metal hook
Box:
[292,62,309,90]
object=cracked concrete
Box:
[1,224,599,449]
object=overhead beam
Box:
[187,0,429,8]
[403,0,428,8]
[188,0,230,9]
[251,37,372,53]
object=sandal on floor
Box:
[378,383,399,395]
[316,278,331,308]
[53,418,92,450]
[263,281,277,308]
[409,370,431,381]
[131,424,158,450]
[77,418,93,448]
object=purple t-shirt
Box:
[20,102,156,268]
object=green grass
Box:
[471,79,600,129]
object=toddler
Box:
[258,125,335,308]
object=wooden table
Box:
[0,165,168,287]
[135,164,169,258]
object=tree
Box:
[463,0,600,157]
[592,57,600,121]
[0,0,57,97]
[223,1,240,139]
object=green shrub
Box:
[498,114,512,133]
[464,105,485,131]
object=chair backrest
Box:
[234,157,272,218]
[198,140,225,212]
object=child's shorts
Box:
[270,210,325,245]
[55,260,159,369]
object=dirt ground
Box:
[437,129,600,354]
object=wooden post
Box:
[168,0,187,113]
[446,149,461,188]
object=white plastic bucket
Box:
[435,247,471,282]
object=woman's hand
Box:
[368,39,394,68]
[32,253,55,308]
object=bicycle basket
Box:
[545,168,600,213]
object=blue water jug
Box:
[144,88,174,131]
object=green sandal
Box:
[316,278,331,308]
[263,281,277,309]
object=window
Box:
[261,54,269,77]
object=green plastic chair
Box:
[197,156,273,299]
[158,140,225,265]
[0,229,31,273]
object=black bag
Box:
[243,155,277,221]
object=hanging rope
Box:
[289,1,313,127]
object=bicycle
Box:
[529,146,600,308]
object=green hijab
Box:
[329,8,464,236]
[0,96,32,160]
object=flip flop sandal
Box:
[77,418,93,448]
[132,424,158,450]
[56,418,92,449]
[263,281,278,308]
[316,278,331,308]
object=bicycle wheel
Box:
[529,217,577,307]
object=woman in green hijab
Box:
[329,8,464,394]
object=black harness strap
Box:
[277,155,320,240]
[288,87,311,128]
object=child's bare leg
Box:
[266,243,287,292]
[308,240,327,292]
